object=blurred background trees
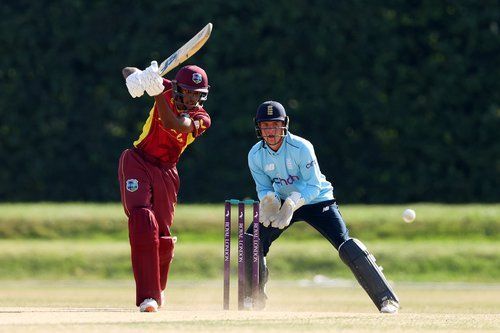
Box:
[0,0,498,203]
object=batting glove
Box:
[259,192,281,227]
[271,192,305,229]
[142,61,164,96]
[125,69,145,98]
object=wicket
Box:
[223,199,260,310]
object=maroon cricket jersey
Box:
[133,79,211,164]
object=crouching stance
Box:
[118,62,211,311]
[245,101,399,313]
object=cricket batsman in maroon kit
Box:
[118,61,211,312]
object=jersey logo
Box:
[286,158,293,169]
[265,163,275,171]
[306,160,316,169]
[272,175,299,186]
[126,179,139,192]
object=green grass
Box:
[0,202,498,240]
[0,202,498,281]
[0,239,498,282]
[0,203,126,239]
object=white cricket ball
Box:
[402,208,416,223]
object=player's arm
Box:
[124,62,194,133]
[296,142,322,204]
[248,150,281,227]
[248,150,275,200]
[154,94,194,133]
[271,143,323,230]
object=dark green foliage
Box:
[0,1,498,202]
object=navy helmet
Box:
[254,101,289,139]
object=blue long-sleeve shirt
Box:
[248,133,334,204]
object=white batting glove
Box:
[142,61,164,96]
[125,69,144,98]
[259,192,281,227]
[271,192,305,229]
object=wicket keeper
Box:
[118,62,211,312]
[246,101,400,313]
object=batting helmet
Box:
[172,65,210,108]
[254,101,289,140]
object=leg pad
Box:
[339,238,399,310]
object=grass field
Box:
[0,280,499,332]
[1,238,498,281]
[0,202,498,281]
[0,203,498,332]
[0,203,498,241]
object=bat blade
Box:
[158,23,213,77]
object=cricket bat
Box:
[122,22,213,79]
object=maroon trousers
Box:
[118,148,179,306]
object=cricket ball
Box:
[402,208,416,223]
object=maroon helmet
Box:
[172,65,210,109]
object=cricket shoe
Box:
[139,298,158,312]
[380,299,399,314]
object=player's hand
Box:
[142,61,164,96]
[125,68,145,98]
[271,192,305,229]
[259,192,281,227]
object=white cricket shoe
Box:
[139,298,158,312]
[380,299,399,314]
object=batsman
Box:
[245,101,400,313]
[118,62,211,312]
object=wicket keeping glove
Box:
[142,61,164,97]
[259,192,281,227]
[271,192,305,229]
[125,69,145,98]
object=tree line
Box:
[0,1,498,203]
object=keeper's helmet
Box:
[254,101,289,140]
[172,65,210,109]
